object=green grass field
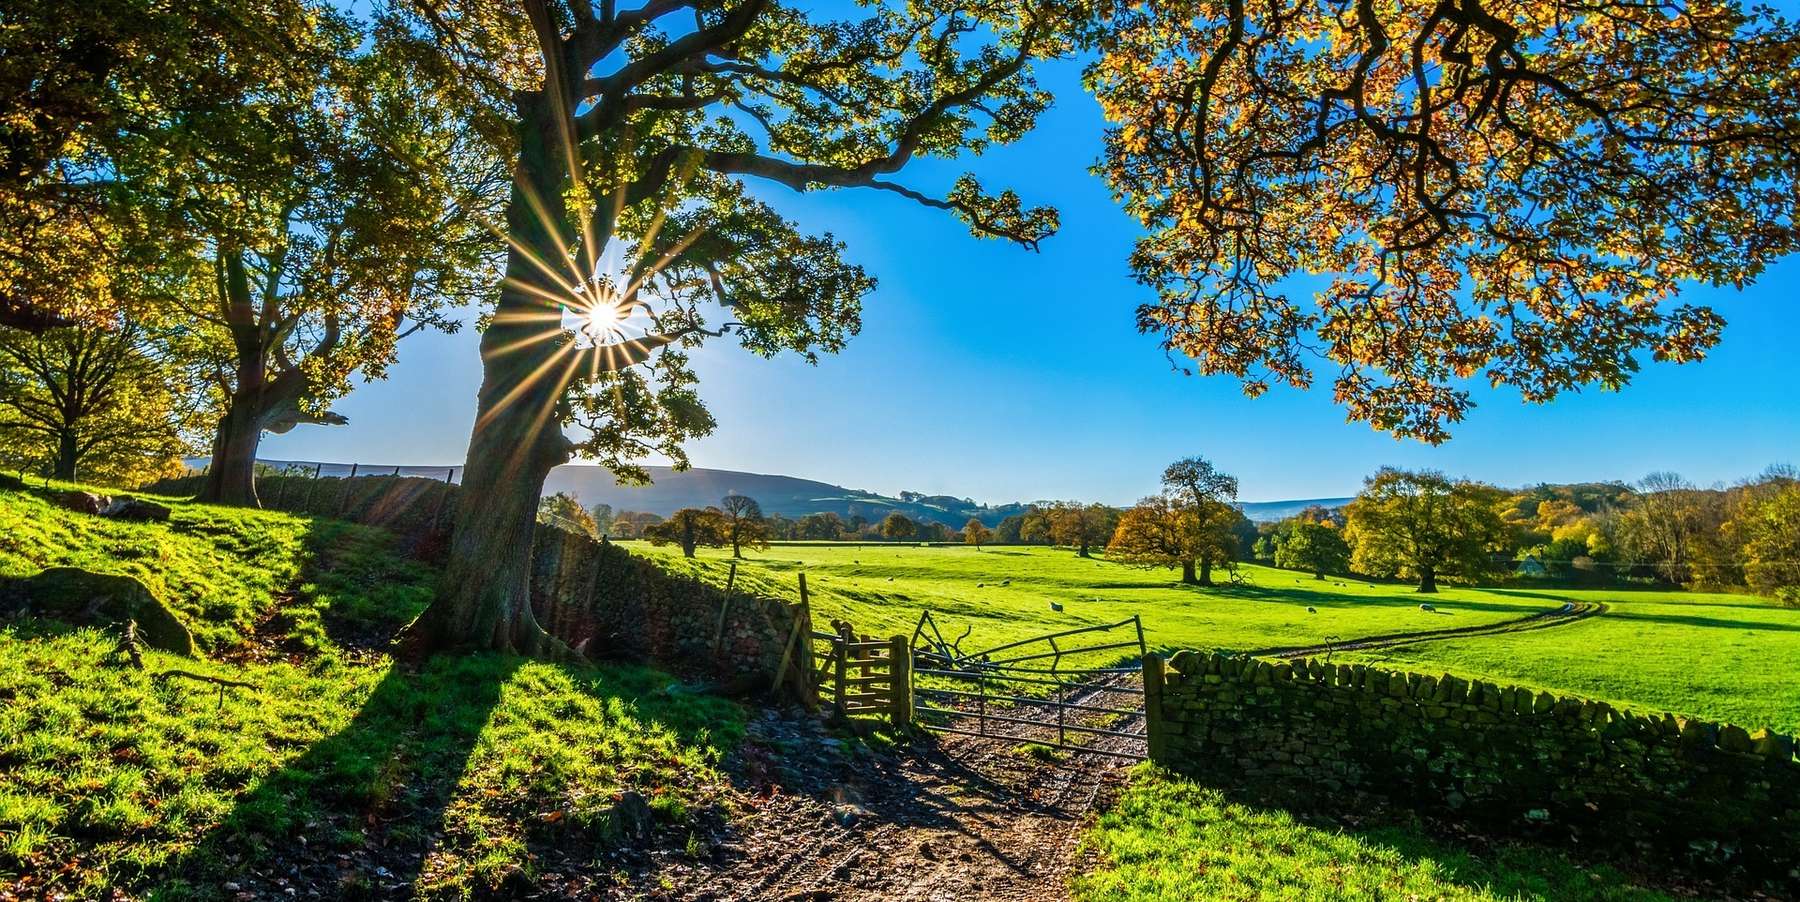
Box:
[631,542,1800,733]
[627,542,1563,658]
[6,488,1792,899]
[1074,768,1667,902]
[0,485,741,898]
[1337,588,1800,734]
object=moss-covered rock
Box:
[2,567,195,655]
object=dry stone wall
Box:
[529,526,807,686]
[152,473,806,690]
[1145,650,1800,887]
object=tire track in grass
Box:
[1249,600,1607,659]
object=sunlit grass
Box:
[1076,767,1667,901]
[0,487,743,897]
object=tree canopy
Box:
[1343,468,1509,592]
[1273,521,1351,580]
[881,512,917,541]
[720,493,771,557]
[644,507,727,557]
[1092,0,1800,442]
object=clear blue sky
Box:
[262,54,1799,506]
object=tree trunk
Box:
[1077,540,1090,558]
[1198,559,1214,586]
[196,399,264,506]
[1417,565,1439,593]
[53,429,78,481]
[1180,559,1197,584]
[400,94,578,660]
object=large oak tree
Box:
[1091,0,1800,443]
[384,0,1076,655]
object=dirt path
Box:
[1250,599,1607,659]
[632,683,1146,901]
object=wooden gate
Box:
[811,619,913,724]
[909,612,1149,760]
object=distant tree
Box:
[587,503,615,535]
[915,520,949,542]
[1616,472,1707,583]
[880,513,917,542]
[765,514,798,541]
[720,494,771,558]
[994,513,1027,544]
[1274,522,1351,580]
[645,508,727,558]
[1107,494,1206,584]
[1343,469,1509,593]
[1019,510,1056,545]
[611,510,663,539]
[537,493,599,540]
[1736,483,1800,606]
[798,512,846,541]
[963,518,993,549]
[1158,456,1242,582]
[0,321,202,484]
[1049,502,1117,557]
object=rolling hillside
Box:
[205,459,1346,526]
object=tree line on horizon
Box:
[543,457,1800,606]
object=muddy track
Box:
[636,676,1147,901]
[1250,600,1607,660]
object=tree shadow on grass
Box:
[150,649,745,901]
[152,654,520,900]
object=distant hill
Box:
[1236,498,1353,523]
[223,459,1345,526]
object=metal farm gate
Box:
[907,611,1150,760]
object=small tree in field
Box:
[963,518,992,549]
[1274,522,1350,580]
[1344,469,1508,593]
[1107,494,1204,584]
[881,513,916,542]
[720,494,771,558]
[1156,456,1241,582]
[645,508,726,558]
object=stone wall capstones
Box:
[1146,650,1800,887]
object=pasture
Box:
[631,542,1800,733]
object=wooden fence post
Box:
[711,561,739,654]
[337,462,358,515]
[889,634,912,728]
[833,619,852,718]
[1142,654,1167,763]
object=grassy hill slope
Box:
[0,485,741,898]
